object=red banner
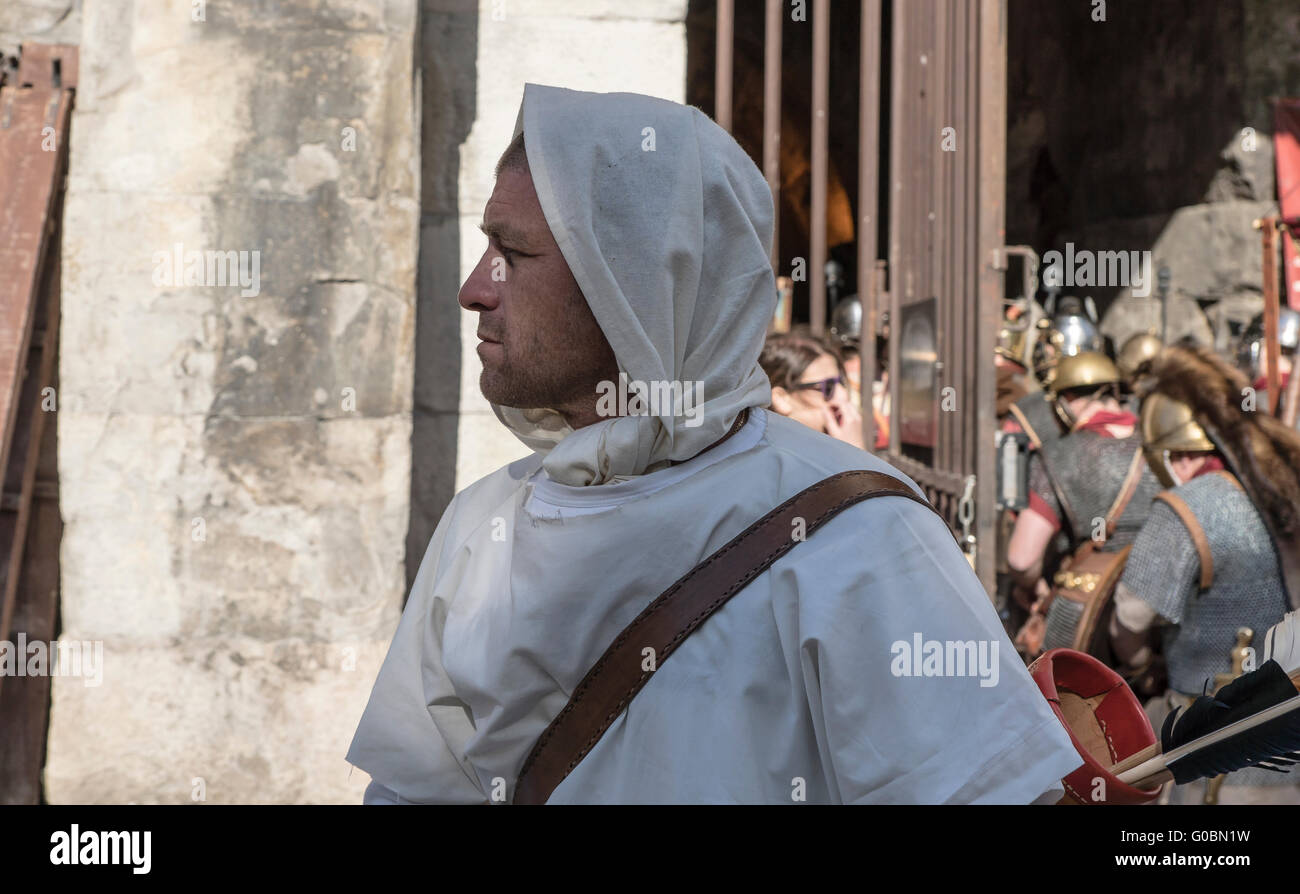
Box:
[1275,99,1300,310]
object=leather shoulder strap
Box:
[1102,447,1147,539]
[1070,447,1146,564]
[1008,402,1042,449]
[1154,490,1214,590]
[511,469,949,804]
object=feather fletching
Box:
[1161,660,1300,785]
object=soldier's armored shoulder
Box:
[1155,472,1294,786]
[1037,431,1148,548]
[1128,472,1290,704]
[1011,391,1060,449]
[1120,496,1202,626]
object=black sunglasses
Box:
[791,376,845,401]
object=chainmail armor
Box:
[1012,391,1062,449]
[1120,472,1292,786]
[1042,596,1085,652]
[1029,431,1163,550]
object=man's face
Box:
[458,166,617,421]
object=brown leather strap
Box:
[1008,402,1042,449]
[511,469,950,804]
[1101,447,1146,542]
[1071,447,1143,564]
[1154,490,1214,590]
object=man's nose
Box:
[458,252,498,312]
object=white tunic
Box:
[346,409,1081,803]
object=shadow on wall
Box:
[408,1,478,595]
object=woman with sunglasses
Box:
[759,331,866,449]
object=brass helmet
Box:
[1139,391,1215,488]
[1116,332,1163,385]
[1048,351,1120,429]
[1048,350,1120,396]
[997,296,1044,369]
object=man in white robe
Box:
[346,83,1082,804]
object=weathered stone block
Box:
[52,0,418,806]
[57,413,409,645]
[44,639,390,804]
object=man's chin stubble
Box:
[480,367,562,411]
[480,367,607,421]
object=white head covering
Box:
[490,83,776,486]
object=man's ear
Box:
[770,386,793,415]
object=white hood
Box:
[489,83,776,486]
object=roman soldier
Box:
[1005,351,1164,657]
[1110,344,1300,803]
[996,316,1035,419]
[1006,299,1103,452]
[995,304,1049,639]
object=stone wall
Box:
[47,0,419,803]
[1007,0,1300,352]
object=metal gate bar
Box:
[0,42,75,803]
[858,0,883,449]
[882,0,1006,592]
[707,0,1007,592]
